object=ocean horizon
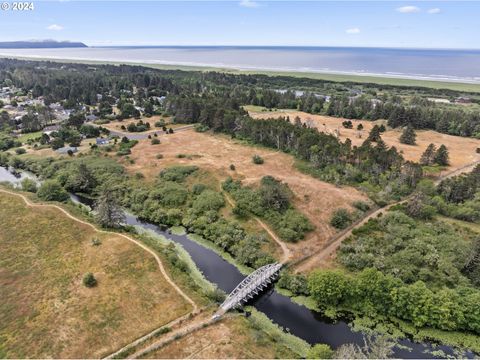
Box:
[1,46,479,84]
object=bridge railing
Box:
[220,263,282,312]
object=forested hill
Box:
[0,41,87,49]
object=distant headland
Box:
[0,40,87,49]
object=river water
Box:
[0,166,473,358]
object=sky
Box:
[0,1,479,49]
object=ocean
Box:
[0,46,479,83]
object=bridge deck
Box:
[219,263,282,312]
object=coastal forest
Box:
[1,58,480,358]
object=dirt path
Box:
[0,188,200,357]
[130,316,218,359]
[223,192,292,263]
[294,160,480,273]
[294,202,399,272]
[254,217,292,263]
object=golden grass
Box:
[250,110,480,173]
[140,316,296,359]
[125,130,368,260]
[0,192,191,358]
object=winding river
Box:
[0,166,474,358]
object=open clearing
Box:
[0,191,191,358]
[101,116,188,135]
[250,110,480,173]
[102,116,165,134]
[140,316,296,359]
[126,130,368,260]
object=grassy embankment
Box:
[140,308,307,359]
[0,188,312,359]
[0,190,192,358]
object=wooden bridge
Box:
[216,263,282,315]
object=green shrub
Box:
[151,138,160,145]
[307,344,334,359]
[156,327,171,335]
[230,164,236,171]
[352,201,370,212]
[15,148,26,155]
[21,178,37,193]
[50,137,65,150]
[192,190,225,214]
[156,154,164,159]
[308,267,480,335]
[278,271,309,296]
[205,287,226,303]
[192,183,207,195]
[252,154,264,164]
[330,208,352,229]
[82,272,97,287]
[159,165,198,182]
[37,180,69,202]
[194,123,209,132]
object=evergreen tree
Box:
[434,144,450,166]
[367,125,382,142]
[66,163,97,193]
[420,143,437,166]
[399,125,417,145]
[95,188,125,228]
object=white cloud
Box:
[428,8,441,14]
[239,0,259,8]
[47,24,64,31]
[396,6,420,13]
[346,28,360,34]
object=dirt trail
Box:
[130,316,219,359]
[294,160,480,273]
[0,189,199,357]
[223,192,292,263]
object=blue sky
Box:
[0,1,479,49]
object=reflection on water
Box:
[0,166,36,186]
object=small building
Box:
[96,138,109,146]
[43,125,60,133]
[428,97,451,104]
[56,146,78,155]
[455,97,471,104]
[49,103,64,111]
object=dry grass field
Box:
[250,110,480,173]
[101,116,187,135]
[102,116,164,133]
[0,191,191,358]
[126,130,368,259]
[141,316,296,359]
